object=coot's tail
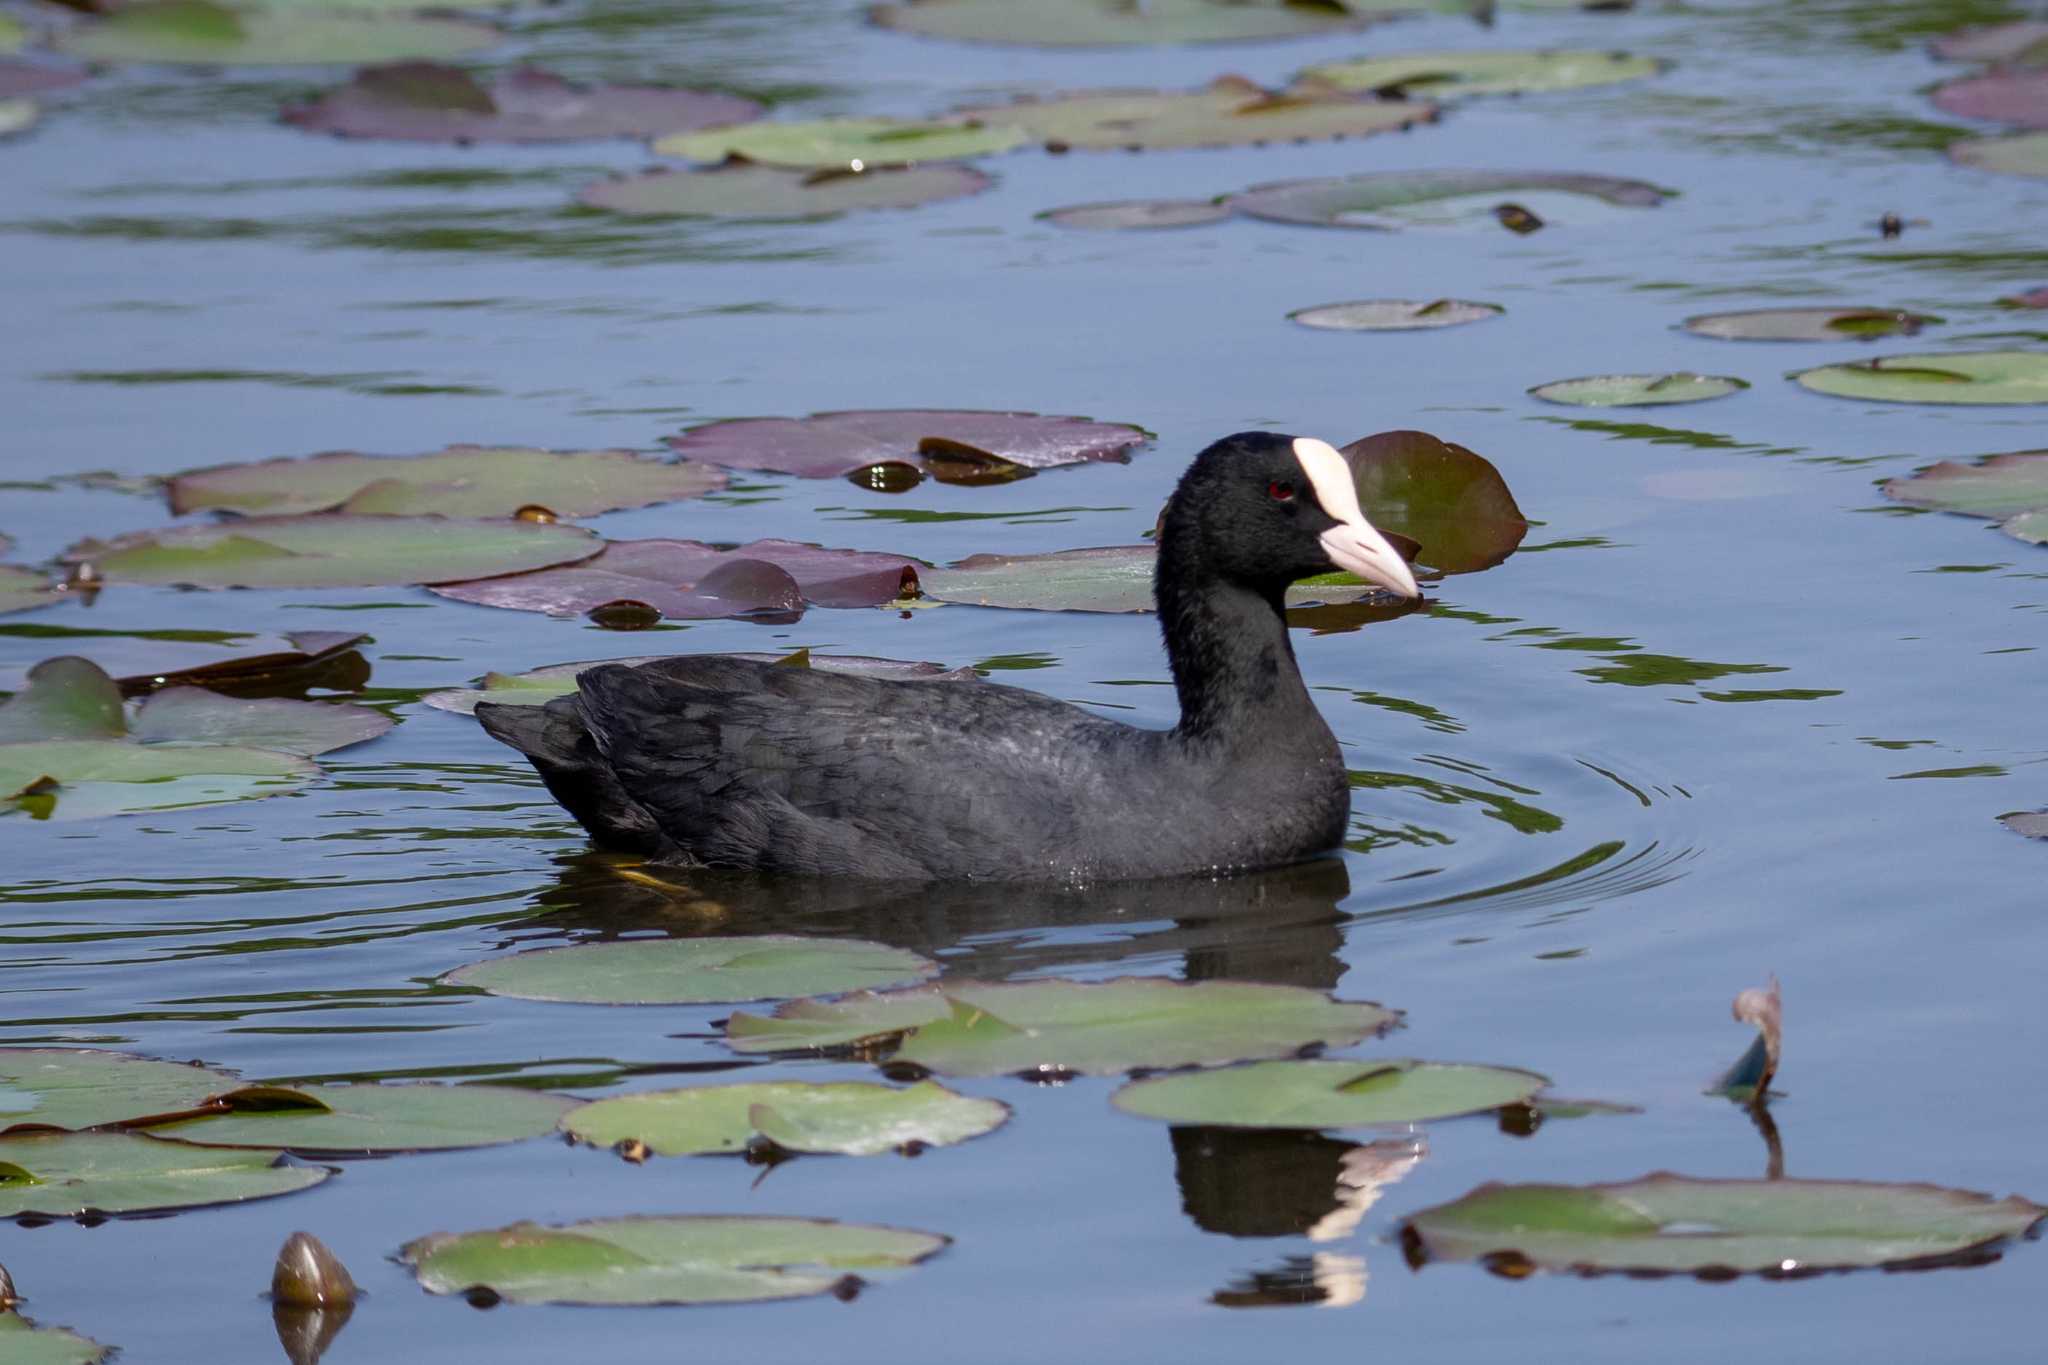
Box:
[475,696,693,861]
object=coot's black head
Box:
[1160,431,1420,599]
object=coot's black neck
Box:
[1155,546,1334,756]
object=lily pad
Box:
[400,1215,948,1306]
[1882,450,2048,519]
[0,99,34,137]
[918,546,1157,613]
[445,935,938,1005]
[726,978,1399,1077]
[0,629,367,696]
[145,1082,575,1155]
[1930,21,2048,65]
[0,1048,240,1133]
[1040,198,1231,230]
[0,1130,329,1218]
[1229,169,1670,230]
[1531,373,1749,407]
[665,409,1148,482]
[1301,49,1665,99]
[2003,509,2048,545]
[1933,68,2048,129]
[58,1,500,66]
[0,14,21,53]
[1,741,315,820]
[1681,307,1942,342]
[284,63,762,144]
[870,0,1395,47]
[61,515,601,590]
[563,1079,1007,1157]
[424,651,971,714]
[654,117,1024,169]
[0,1313,111,1365]
[1792,351,2048,404]
[1400,1174,2047,1277]
[1344,430,1528,572]
[1999,810,2048,838]
[580,161,994,219]
[168,445,725,519]
[1112,1059,1547,1128]
[1290,299,1502,331]
[429,538,920,620]
[0,566,59,617]
[0,658,125,743]
[950,78,1435,152]
[0,63,90,99]
[1950,130,2048,177]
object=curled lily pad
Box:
[401,1215,948,1306]
[0,1048,240,1133]
[870,0,1395,46]
[1681,307,1942,342]
[951,78,1435,152]
[1040,198,1231,230]
[580,161,994,219]
[1291,299,1502,331]
[57,1,500,66]
[0,1131,328,1218]
[1112,1059,1547,1128]
[61,515,600,590]
[0,1313,111,1365]
[665,409,1148,482]
[424,651,971,714]
[145,1082,575,1155]
[1531,373,1749,407]
[1230,169,1669,230]
[0,629,367,696]
[284,63,761,144]
[445,935,937,1005]
[726,977,1399,1077]
[1792,351,2048,404]
[0,566,59,617]
[169,445,725,519]
[0,63,90,99]
[654,117,1024,169]
[1933,68,2048,129]
[1344,430,1527,572]
[1882,450,2048,519]
[1301,49,1665,99]
[563,1079,1008,1157]
[1401,1175,2047,1277]
[1950,130,2048,177]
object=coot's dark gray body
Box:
[477,432,1419,882]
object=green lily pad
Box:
[1039,198,1231,230]
[654,117,1024,169]
[145,1082,575,1155]
[400,1215,948,1306]
[1950,131,2048,178]
[2003,509,2048,545]
[951,77,1435,152]
[1882,450,2048,519]
[1112,1059,1547,1128]
[1401,1174,2047,1277]
[1792,351,2048,404]
[0,1130,329,1218]
[1,740,316,820]
[0,566,59,617]
[1301,49,1664,99]
[580,161,995,219]
[57,1,500,66]
[169,445,725,519]
[1344,430,1528,572]
[0,15,22,53]
[1290,298,1503,331]
[918,546,1157,612]
[869,0,1395,47]
[0,658,126,743]
[61,514,601,590]
[1230,169,1670,230]
[1681,307,1943,342]
[1530,372,1749,407]
[423,651,970,714]
[445,935,938,1005]
[563,1079,1008,1157]
[726,978,1399,1077]
[0,99,34,138]
[128,687,392,755]
[0,1048,240,1133]
[0,1313,112,1365]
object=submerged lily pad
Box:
[1931,20,2048,63]
[0,63,90,99]
[951,78,1434,152]
[0,1048,240,1133]
[0,1131,328,1218]
[1933,68,2048,129]
[1681,307,1942,342]
[401,1215,948,1306]
[169,445,724,519]
[0,1313,111,1365]
[1229,169,1670,229]
[726,978,1398,1077]
[564,1080,1007,1157]
[1301,49,1664,99]
[580,161,994,219]
[1112,1059,1546,1128]
[147,1082,575,1155]
[0,629,367,696]
[655,117,1024,169]
[665,409,1148,482]
[1792,351,2048,404]
[284,63,762,144]
[446,935,937,1005]
[62,515,600,590]
[1401,1174,2046,1277]
[1531,373,1749,407]
[1882,450,2048,519]
[1950,130,2048,178]
[1040,198,1231,230]
[58,1,500,66]
[425,651,970,714]
[1344,430,1528,572]
[1290,299,1502,331]
[870,0,1394,47]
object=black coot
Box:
[477,432,1421,881]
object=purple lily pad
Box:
[1930,21,2048,64]
[664,409,1150,483]
[0,62,89,99]
[1933,68,2048,128]
[579,160,995,220]
[2000,286,2048,308]
[283,63,762,145]
[429,538,923,622]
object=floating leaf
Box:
[424,651,970,714]
[0,566,59,617]
[146,1082,574,1155]
[1040,198,1231,230]
[1344,430,1528,572]
[727,978,1398,1077]
[62,515,600,590]
[429,538,918,620]
[284,63,761,144]
[446,935,937,1005]
[1882,450,2048,519]
[1949,130,2048,178]
[169,445,725,519]
[58,1,500,66]
[580,161,994,219]
[564,1080,1007,1157]
[0,1131,328,1218]
[1680,307,1942,342]
[2003,509,2048,545]
[655,117,1023,169]
[1401,1175,2046,1277]
[665,409,1148,481]
[2,741,316,820]
[0,63,90,99]
[133,688,389,756]
[0,1048,240,1133]
[1301,48,1664,99]
[870,0,1394,47]
[400,1215,948,1306]
[1530,373,1749,407]
[1999,810,2048,838]
[0,658,126,743]
[1113,1059,1546,1128]
[1290,298,1502,331]
[918,546,1157,613]
[1229,169,1670,230]
[1792,351,2048,404]
[1712,977,1782,1102]
[0,14,21,53]
[1933,68,2048,129]
[1930,20,2048,63]
[951,78,1434,152]
[0,98,34,137]
[0,630,367,696]
[0,1312,111,1364]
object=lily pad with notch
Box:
[563,1079,1008,1157]
[1290,298,1502,331]
[1112,1058,1547,1128]
[0,1313,110,1365]
[445,935,937,1005]
[950,77,1435,152]
[1300,48,1665,99]
[1229,169,1671,230]
[665,408,1149,486]
[868,0,1399,48]
[580,161,995,219]
[654,117,1024,169]
[141,1082,575,1156]
[0,1130,329,1219]
[0,1048,241,1134]
[425,650,972,714]
[1791,351,2048,404]
[1039,198,1232,230]
[1680,307,1942,342]
[1949,130,2048,178]
[1531,373,1749,407]
[57,0,501,66]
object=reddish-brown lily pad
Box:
[950,77,1436,152]
[1930,21,2048,64]
[284,63,763,144]
[580,160,995,219]
[664,409,1149,482]
[0,630,367,696]
[1933,68,2048,128]
[0,62,89,98]
[1344,430,1527,573]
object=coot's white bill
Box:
[1293,437,1421,599]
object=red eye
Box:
[1268,480,1296,502]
